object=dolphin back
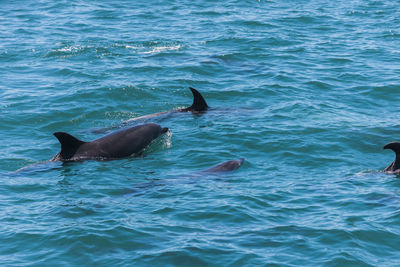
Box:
[51,124,169,162]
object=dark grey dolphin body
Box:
[51,123,169,162]
[383,142,400,174]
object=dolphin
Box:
[383,142,400,174]
[127,158,245,195]
[126,87,209,122]
[178,87,209,112]
[90,87,208,134]
[199,158,245,173]
[51,123,169,162]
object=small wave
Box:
[44,44,88,58]
[124,43,184,55]
[305,80,332,90]
[45,41,184,58]
[142,44,183,54]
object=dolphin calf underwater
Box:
[127,158,245,195]
[51,123,169,162]
[199,158,245,173]
[383,142,400,174]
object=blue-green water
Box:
[1,0,400,266]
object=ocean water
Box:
[1,0,400,266]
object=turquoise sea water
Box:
[1,0,400,266]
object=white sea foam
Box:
[141,44,182,54]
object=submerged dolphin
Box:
[51,123,169,162]
[125,87,208,122]
[199,158,245,173]
[127,158,245,195]
[383,142,400,174]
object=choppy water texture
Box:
[1,0,400,266]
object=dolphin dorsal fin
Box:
[53,132,86,159]
[187,87,209,112]
[384,142,400,172]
